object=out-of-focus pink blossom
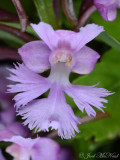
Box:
[1,136,61,160]
[94,0,120,21]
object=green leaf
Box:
[69,49,120,142]
[33,0,59,29]
[0,22,40,40]
[97,32,120,51]
[91,10,120,41]
[0,30,24,48]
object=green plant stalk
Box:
[33,0,59,29]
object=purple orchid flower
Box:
[94,0,120,21]
[1,136,60,160]
[7,22,112,139]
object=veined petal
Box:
[65,84,113,117]
[18,41,51,73]
[18,84,80,139]
[66,24,104,52]
[32,138,60,160]
[31,22,60,50]
[94,0,117,21]
[7,63,51,109]
[72,46,100,74]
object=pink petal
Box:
[32,138,61,160]
[3,136,39,147]
[6,122,28,137]
[72,46,100,74]
[2,136,61,160]
[0,122,6,130]
[6,144,30,160]
[7,63,51,109]
[65,24,104,52]
[2,136,39,160]
[31,22,60,50]
[31,22,103,52]
[94,0,117,21]
[18,41,51,73]
[18,84,80,139]
[65,84,113,117]
[0,107,15,125]
[0,129,17,141]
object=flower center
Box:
[48,62,71,85]
[49,48,74,67]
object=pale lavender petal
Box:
[65,24,104,52]
[0,122,6,130]
[0,129,17,141]
[3,136,39,147]
[65,84,113,117]
[2,136,61,160]
[72,46,100,74]
[18,84,80,139]
[1,107,15,125]
[32,138,61,160]
[31,22,60,50]
[18,41,51,73]
[7,63,51,109]
[6,122,28,137]
[6,144,30,160]
[55,24,103,52]
[0,150,6,160]
[94,0,117,21]
[4,136,39,160]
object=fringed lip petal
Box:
[65,84,113,117]
[18,41,51,73]
[72,46,100,74]
[18,84,80,139]
[7,63,51,109]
